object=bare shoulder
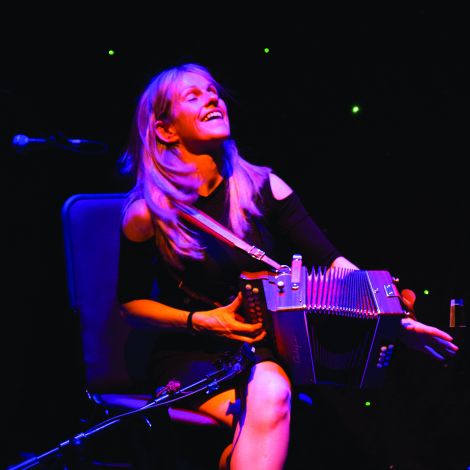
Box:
[122,198,154,242]
[268,172,294,200]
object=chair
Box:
[61,193,227,469]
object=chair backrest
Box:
[61,193,154,394]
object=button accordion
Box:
[240,255,410,389]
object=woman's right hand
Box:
[191,292,267,343]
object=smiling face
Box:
[156,71,231,154]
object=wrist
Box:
[187,311,197,332]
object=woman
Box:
[117,62,458,470]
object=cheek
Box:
[221,105,230,128]
[173,114,197,136]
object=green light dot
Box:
[264,47,270,54]
[364,401,371,407]
[423,289,430,295]
[108,49,115,56]
[351,104,361,114]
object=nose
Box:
[204,90,219,106]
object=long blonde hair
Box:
[120,63,271,267]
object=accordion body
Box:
[240,256,409,389]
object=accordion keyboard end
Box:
[240,265,407,389]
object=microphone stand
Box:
[9,343,256,470]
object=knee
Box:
[248,364,291,426]
[262,380,291,425]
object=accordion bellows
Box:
[240,255,409,389]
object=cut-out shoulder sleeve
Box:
[262,180,342,267]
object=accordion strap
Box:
[176,204,282,272]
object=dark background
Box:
[3,6,469,469]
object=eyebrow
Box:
[181,85,199,94]
[182,80,216,92]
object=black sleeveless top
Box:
[117,178,342,390]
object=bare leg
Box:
[196,361,291,470]
[230,361,291,470]
[196,388,237,469]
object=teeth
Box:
[203,111,222,122]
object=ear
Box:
[155,119,179,144]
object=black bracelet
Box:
[187,311,197,331]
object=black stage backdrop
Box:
[2,6,469,469]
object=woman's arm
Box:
[122,198,155,242]
[120,200,265,342]
[120,295,266,344]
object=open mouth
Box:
[202,111,223,122]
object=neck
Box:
[198,172,223,196]
[180,151,223,196]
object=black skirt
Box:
[146,332,279,406]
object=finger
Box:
[429,341,458,357]
[432,336,459,352]
[229,291,243,309]
[234,313,246,322]
[403,320,455,342]
[424,345,445,361]
[237,322,264,334]
[234,313,261,324]
[444,346,459,356]
[228,316,263,332]
[253,330,267,342]
[231,330,267,344]
[426,327,454,342]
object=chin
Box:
[208,132,230,142]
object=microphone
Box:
[12,134,49,146]
[11,134,108,155]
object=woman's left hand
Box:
[400,289,459,361]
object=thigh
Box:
[194,361,291,428]
[196,388,239,428]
